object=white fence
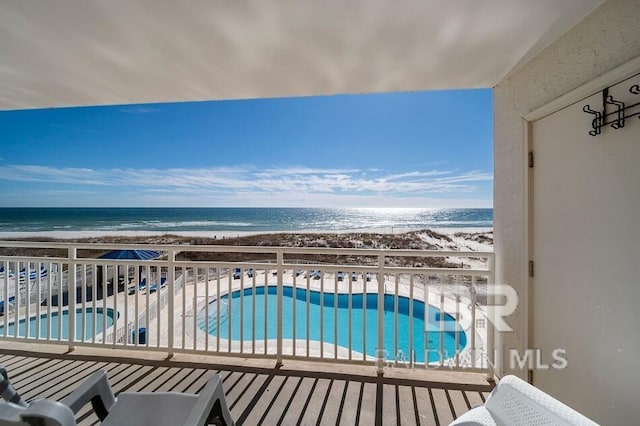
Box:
[0,242,494,375]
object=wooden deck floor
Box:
[0,345,492,425]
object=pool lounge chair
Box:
[0,296,15,316]
[0,366,234,425]
[128,279,147,295]
[148,277,167,294]
[17,266,47,283]
[232,268,241,279]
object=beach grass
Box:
[0,229,492,268]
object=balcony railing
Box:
[0,241,494,376]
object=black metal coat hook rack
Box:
[583,83,640,136]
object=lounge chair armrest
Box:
[20,400,77,426]
[1,365,27,406]
[60,370,116,421]
[184,374,234,426]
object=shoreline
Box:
[0,227,493,241]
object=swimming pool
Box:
[0,307,117,340]
[198,286,466,363]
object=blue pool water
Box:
[199,286,466,363]
[0,308,117,340]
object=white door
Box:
[530,71,640,424]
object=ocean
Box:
[0,207,492,236]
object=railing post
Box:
[376,252,385,375]
[68,247,76,352]
[486,254,496,381]
[167,248,175,358]
[276,249,284,366]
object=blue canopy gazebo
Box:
[97,249,160,260]
[47,250,161,306]
[95,250,162,297]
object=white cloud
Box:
[0,164,492,207]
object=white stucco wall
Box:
[493,0,640,377]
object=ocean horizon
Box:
[0,207,493,237]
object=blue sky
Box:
[0,89,493,207]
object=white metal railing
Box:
[0,241,494,376]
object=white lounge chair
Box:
[0,367,234,426]
[450,375,598,425]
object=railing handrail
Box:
[0,257,493,273]
[0,241,494,378]
[0,240,493,259]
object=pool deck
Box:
[0,341,493,425]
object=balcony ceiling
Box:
[0,0,602,110]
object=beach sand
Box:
[0,227,492,242]
[0,228,493,269]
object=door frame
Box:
[519,55,640,382]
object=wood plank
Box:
[259,375,303,425]
[3,357,50,378]
[278,376,317,425]
[430,388,455,425]
[122,366,171,392]
[338,380,361,426]
[153,367,196,392]
[99,362,137,380]
[447,389,470,419]
[397,385,419,426]
[382,383,398,426]
[181,369,217,394]
[140,366,185,392]
[224,371,266,422]
[463,390,485,410]
[106,364,155,393]
[34,362,108,400]
[222,371,251,401]
[17,360,80,398]
[298,377,331,425]
[11,359,74,387]
[318,379,347,425]
[357,381,377,426]
[0,354,17,364]
[242,374,287,426]
[414,386,437,426]
[0,356,40,371]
